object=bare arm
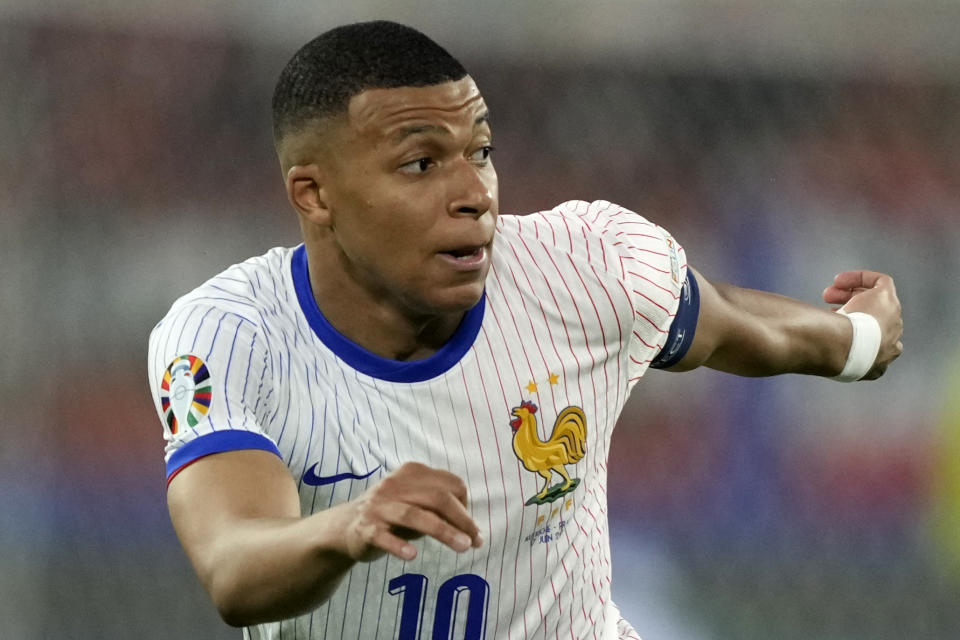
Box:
[668,268,903,379]
[167,451,483,627]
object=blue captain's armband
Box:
[650,269,700,369]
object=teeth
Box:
[449,247,480,259]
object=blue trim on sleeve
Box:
[165,430,282,480]
[650,269,700,369]
[290,244,485,383]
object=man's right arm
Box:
[664,268,902,379]
[167,450,483,627]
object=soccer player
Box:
[147,21,903,640]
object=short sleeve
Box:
[147,303,281,482]
[579,201,688,384]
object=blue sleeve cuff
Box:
[650,269,700,369]
[165,430,282,480]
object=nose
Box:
[447,158,495,218]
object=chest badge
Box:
[509,401,587,506]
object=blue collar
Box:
[290,244,485,382]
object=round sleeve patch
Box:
[159,354,212,435]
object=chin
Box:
[421,281,486,315]
[440,286,486,313]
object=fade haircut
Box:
[272,21,468,144]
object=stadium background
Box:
[2,1,959,637]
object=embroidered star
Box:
[548,372,560,385]
[526,380,538,394]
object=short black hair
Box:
[272,21,468,143]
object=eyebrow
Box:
[394,111,491,142]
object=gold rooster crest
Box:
[509,401,587,506]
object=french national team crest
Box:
[509,400,587,506]
[160,354,212,435]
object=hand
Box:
[337,462,483,562]
[823,270,903,379]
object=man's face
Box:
[317,76,498,318]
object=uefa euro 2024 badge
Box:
[160,354,212,435]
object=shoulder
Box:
[150,246,296,340]
[498,200,665,245]
[495,200,681,280]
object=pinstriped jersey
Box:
[147,200,687,640]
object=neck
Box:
[303,244,465,362]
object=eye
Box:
[399,157,434,174]
[470,145,494,164]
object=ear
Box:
[285,165,332,226]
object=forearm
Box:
[196,504,356,627]
[700,281,852,377]
[168,450,360,627]
[171,451,484,628]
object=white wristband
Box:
[832,311,882,382]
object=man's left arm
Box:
[667,268,903,380]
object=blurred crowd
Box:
[2,18,959,639]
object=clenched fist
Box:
[823,270,904,380]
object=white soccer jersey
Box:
[148,200,688,640]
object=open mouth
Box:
[441,246,484,260]
[437,244,489,271]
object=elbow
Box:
[216,603,250,629]
[205,565,343,627]
[206,568,292,628]
[209,581,273,628]
[211,586,334,628]
[192,545,271,626]
[206,571,256,627]
[197,556,269,627]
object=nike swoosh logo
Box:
[302,463,381,487]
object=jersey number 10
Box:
[388,573,490,639]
